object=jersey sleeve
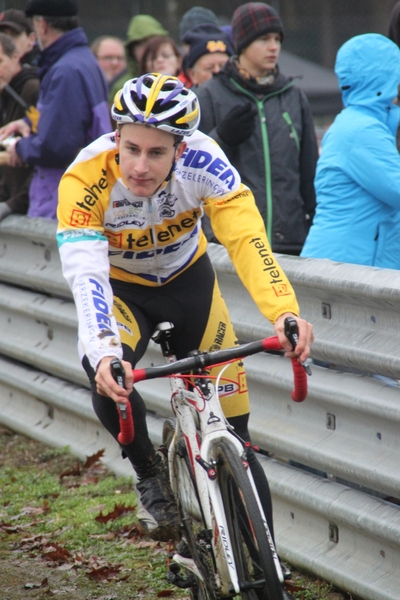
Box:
[200,159,299,322]
[57,151,122,370]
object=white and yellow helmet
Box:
[111,73,200,137]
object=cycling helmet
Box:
[111,73,200,137]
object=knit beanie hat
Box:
[179,6,218,42]
[184,24,235,69]
[25,0,79,17]
[232,2,284,55]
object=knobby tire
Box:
[213,439,284,600]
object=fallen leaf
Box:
[95,503,136,523]
[83,449,105,469]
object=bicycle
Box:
[113,317,308,600]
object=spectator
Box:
[139,36,182,77]
[0,9,39,66]
[0,32,39,221]
[183,24,234,88]
[388,1,400,46]
[91,35,126,90]
[0,0,111,220]
[178,6,219,88]
[196,2,318,255]
[179,6,219,46]
[109,15,168,102]
[301,33,400,268]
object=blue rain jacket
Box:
[301,34,400,268]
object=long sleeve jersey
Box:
[57,129,299,369]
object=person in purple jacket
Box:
[0,0,111,219]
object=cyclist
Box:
[57,73,313,543]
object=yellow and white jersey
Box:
[57,129,299,368]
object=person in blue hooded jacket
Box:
[0,0,111,220]
[301,33,400,269]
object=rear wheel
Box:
[212,439,284,600]
[162,418,217,600]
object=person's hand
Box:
[7,140,24,167]
[0,119,30,141]
[95,356,133,404]
[274,312,314,363]
[216,102,258,146]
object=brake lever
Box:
[284,317,312,376]
[110,357,127,417]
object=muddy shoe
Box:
[135,452,181,542]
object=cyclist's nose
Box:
[134,152,149,174]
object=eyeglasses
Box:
[98,55,125,62]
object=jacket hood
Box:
[335,34,400,118]
[125,14,168,47]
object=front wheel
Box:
[162,418,217,600]
[213,439,284,600]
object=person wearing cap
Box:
[196,2,318,256]
[183,24,234,88]
[0,9,39,66]
[0,32,39,221]
[0,0,111,220]
[108,14,168,104]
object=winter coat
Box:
[0,66,39,214]
[196,58,318,255]
[16,27,111,219]
[301,34,400,269]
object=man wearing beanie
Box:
[197,2,318,256]
[183,24,234,88]
[0,0,111,219]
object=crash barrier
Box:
[0,215,400,600]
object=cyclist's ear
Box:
[175,141,187,160]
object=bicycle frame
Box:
[166,364,284,597]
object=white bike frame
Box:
[166,364,284,597]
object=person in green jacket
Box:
[109,14,168,103]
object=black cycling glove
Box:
[216,102,258,146]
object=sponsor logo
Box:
[105,218,146,229]
[206,40,227,53]
[250,237,290,289]
[219,526,235,568]
[109,223,198,261]
[60,228,98,240]
[157,191,178,218]
[114,298,133,323]
[76,169,108,211]
[214,189,251,207]
[124,212,200,249]
[116,322,133,336]
[209,321,226,352]
[105,231,123,248]
[70,209,91,227]
[88,278,114,334]
[113,199,143,209]
[179,149,236,190]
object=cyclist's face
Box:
[116,124,186,197]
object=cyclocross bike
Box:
[113,317,309,600]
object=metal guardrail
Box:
[1,216,400,600]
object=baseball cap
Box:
[0,9,33,35]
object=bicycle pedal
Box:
[167,563,192,589]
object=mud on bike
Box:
[113,317,309,600]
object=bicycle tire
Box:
[162,418,217,600]
[212,439,284,600]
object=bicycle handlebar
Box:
[131,336,308,403]
[110,358,135,446]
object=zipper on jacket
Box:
[147,197,161,286]
[282,111,300,152]
[229,78,294,243]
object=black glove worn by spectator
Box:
[216,102,258,146]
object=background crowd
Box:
[0,0,400,270]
